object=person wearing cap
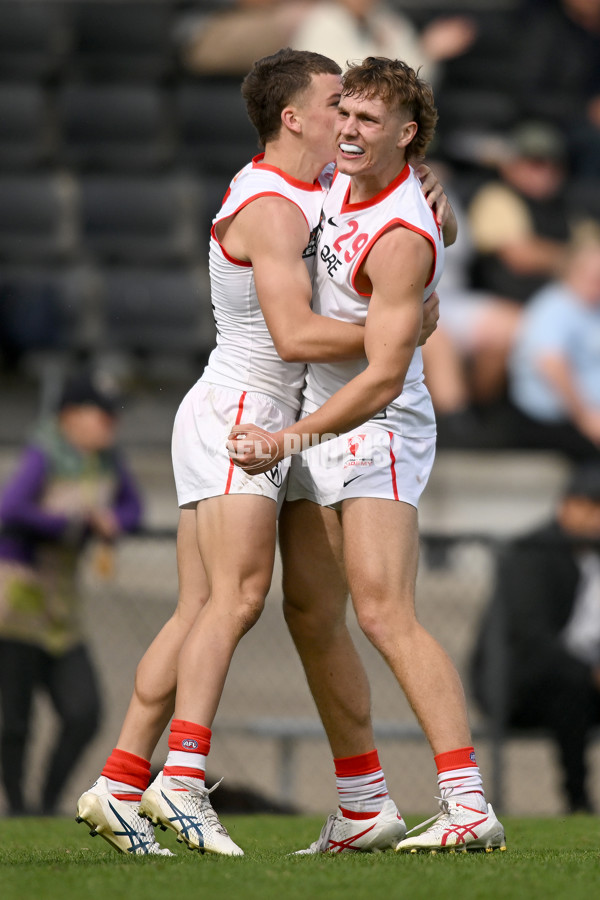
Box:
[0,370,143,816]
[467,119,572,306]
[472,461,600,813]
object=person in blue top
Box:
[508,224,600,461]
[0,370,142,816]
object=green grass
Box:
[0,814,599,900]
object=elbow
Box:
[275,339,304,363]
[375,378,405,411]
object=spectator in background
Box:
[467,121,572,305]
[181,0,477,86]
[0,371,143,816]
[421,163,522,447]
[471,461,600,814]
[288,0,476,86]
[514,0,600,177]
[178,0,306,76]
[507,224,600,461]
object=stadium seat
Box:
[99,264,214,358]
[79,175,202,264]
[66,1,175,79]
[57,83,174,171]
[0,264,99,369]
[175,80,258,175]
[0,1,67,80]
[0,173,78,262]
[0,83,55,170]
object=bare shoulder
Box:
[366,223,434,280]
[223,193,310,261]
[238,194,310,250]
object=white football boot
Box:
[138,770,243,856]
[76,776,174,856]
[294,799,406,854]
[396,797,506,853]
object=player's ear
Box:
[281,105,302,135]
[397,120,418,150]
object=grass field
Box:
[1,813,599,900]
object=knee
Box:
[355,603,385,647]
[230,591,266,638]
[283,593,342,647]
[354,592,415,650]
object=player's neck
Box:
[347,161,407,204]
[262,144,327,186]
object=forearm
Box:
[500,237,566,275]
[441,204,458,247]
[280,315,365,363]
[285,365,406,448]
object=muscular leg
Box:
[114,509,210,760]
[280,499,374,758]
[173,493,277,726]
[342,497,471,755]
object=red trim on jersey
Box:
[350,217,438,297]
[224,391,247,494]
[340,163,410,213]
[211,191,311,266]
[251,154,324,191]
[388,432,399,501]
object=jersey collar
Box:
[340,162,411,213]
[252,154,324,191]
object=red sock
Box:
[164,719,211,784]
[334,749,389,817]
[101,748,151,801]
[435,746,485,810]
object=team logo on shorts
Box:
[264,461,283,488]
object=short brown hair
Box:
[342,57,437,161]
[242,47,342,147]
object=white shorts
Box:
[286,426,436,510]
[172,380,297,508]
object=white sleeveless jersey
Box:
[201,155,331,414]
[303,164,444,436]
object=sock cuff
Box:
[334,749,381,777]
[434,746,477,773]
[101,748,151,792]
[168,720,211,754]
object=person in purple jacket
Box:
[0,371,142,816]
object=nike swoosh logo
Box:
[327,217,338,227]
[343,472,364,487]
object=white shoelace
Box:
[404,794,451,836]
[309,813,339,851]
[171,775,230,836]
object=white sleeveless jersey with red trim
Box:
[201,155,332,414]
[303,164,443,436]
